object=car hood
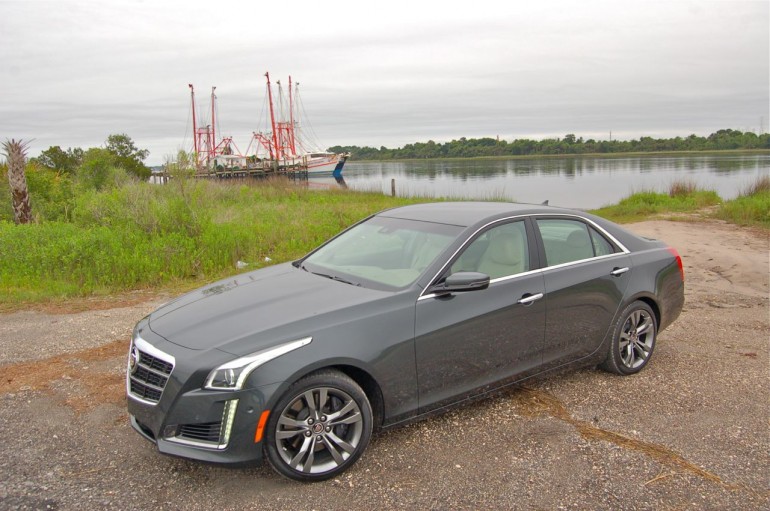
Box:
[147,263,387,353]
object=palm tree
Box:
[2,139,32,224]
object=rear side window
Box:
[536,219,616,266]
[589,226,615,256]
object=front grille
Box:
[178,422,223,443]
[128,343,174,404]
[140,352,174,374]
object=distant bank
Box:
[329,129,769,161]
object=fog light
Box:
[219,399,239,447]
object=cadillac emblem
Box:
[129,346,140,374]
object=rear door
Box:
[534,217,632,368]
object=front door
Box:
[414,220,546,413]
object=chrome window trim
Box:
[532,214,630,255]
[126,335,176,406]
[538,251,628,273]
[418,267,543,301]
[417,213,630,301]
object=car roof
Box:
[376,201,575,227]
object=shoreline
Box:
[347,148,770,164]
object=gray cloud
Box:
[1,0,767,164]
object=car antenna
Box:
[541,200,549,206]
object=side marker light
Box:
[254,410,270,443]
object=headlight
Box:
[204,337,312,390]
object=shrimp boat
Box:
[190,73,348,178]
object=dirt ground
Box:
[0,219,767,510]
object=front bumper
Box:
[128,382,281,464]
[126,320,283,464]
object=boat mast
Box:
[211,86,216,159]
[265,72,280,160]
[189,84,199,160]
[289,76,297,155]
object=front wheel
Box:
[264,370,373,482]
[601,301,657,375]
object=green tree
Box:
[76,147,133,190]
[34,145,83,174]
[105,134,150,179]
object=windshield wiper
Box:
[309,270,360,287]
[331,275,360,286]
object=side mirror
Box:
[431,272,490,295]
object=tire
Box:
[600,301,657,375]
[264,370,373,482]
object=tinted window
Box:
[537,219,596,266]
[589,226,616,256]
[450,221,529,280]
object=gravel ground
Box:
[0,219,767,510]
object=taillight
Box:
[667,247,684,282]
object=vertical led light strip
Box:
[218,399,239,449]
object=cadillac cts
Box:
[127,202,684,481]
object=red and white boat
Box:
[189,74,348,177]
[245,72,347,176]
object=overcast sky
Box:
[1,0,768,165]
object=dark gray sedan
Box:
[127,202,684,481]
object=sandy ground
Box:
[0,219,767,510]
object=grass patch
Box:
[715,175,770,228]
[590,188,721,224]
[668,179,698,197]
[0,179,429,303]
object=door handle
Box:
[517,293,544,306]
[610,267,630,277]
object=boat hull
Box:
[204,153,347,178]
[306,154,347,177]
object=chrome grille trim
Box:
[126,335,175,406]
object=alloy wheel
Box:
[618,309,655,369]
[274,386,364,475]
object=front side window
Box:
[536,218,616,266]
[302,216,462,290]
[450,221,529,280]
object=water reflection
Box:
[340,154,769,209]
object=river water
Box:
[326,153,768,209]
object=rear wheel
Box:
[601,301,657,375]
[264,370,372,482]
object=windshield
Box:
[301,216,463,290]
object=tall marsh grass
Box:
[716,175,770,227]
[0,179,427,302]
[590,185,721,223]
[668,179,698,197]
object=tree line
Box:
[329,129,770,160]
[33,133,151,180]
[1,134,150,224]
